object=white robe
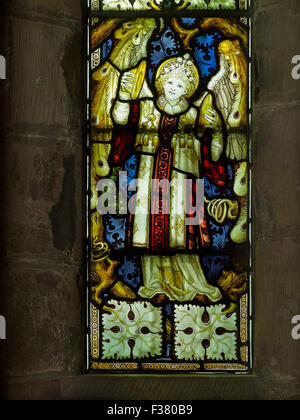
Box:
[113,97,222,302]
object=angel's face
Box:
[163,78,188,103]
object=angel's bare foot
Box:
[193,294,211,305]
[151,294,169,306]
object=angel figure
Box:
[111,54,229,305]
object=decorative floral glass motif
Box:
[87,0,252,373]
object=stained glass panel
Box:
[86,3,252,373]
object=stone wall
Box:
[0,0,299,400]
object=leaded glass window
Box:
[86,0,252,373]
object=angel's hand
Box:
[211,132,224,162]
[119,72,135,101]
[203,106,218,129]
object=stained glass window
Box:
[86,0,252,373]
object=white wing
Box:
[208,40,247,161]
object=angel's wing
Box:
[91,19,156,136]
[90,19,156,197]
[208,39,247,161]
